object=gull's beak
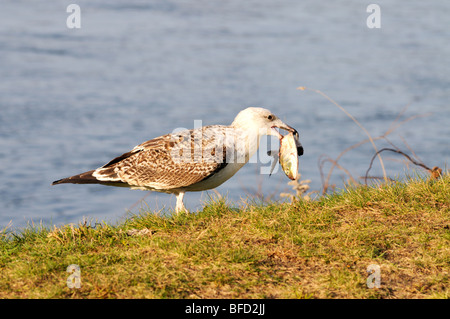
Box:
[270,120,296,139]
[278,123,296,134]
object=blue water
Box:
[1,0,449,229]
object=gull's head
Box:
[231,107,296,139]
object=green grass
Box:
[0,174,449,298]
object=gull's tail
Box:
[52,170,100,185]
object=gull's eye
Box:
[267,114,274,121]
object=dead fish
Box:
[279,132,300,180]
[268,131,303,180]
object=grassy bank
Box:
[0,174,449,298]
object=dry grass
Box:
[0,173,448,299]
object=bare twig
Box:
[318,154,357,193]
[364,148,441,183]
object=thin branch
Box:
[318,154,357,193]
[364,148,432,184]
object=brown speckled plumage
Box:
[53,125,233,191]
[93,126,231,190]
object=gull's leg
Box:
[175,191,187,213]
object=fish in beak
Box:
[279,132,300,180]
[267,125,304,179]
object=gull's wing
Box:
[54,126,231,190]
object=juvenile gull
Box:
[52,107,302,213]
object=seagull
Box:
[52,107,302,213]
